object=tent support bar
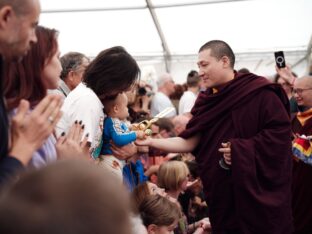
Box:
[41,0,253,13]
[254,59,263,71]
[146,0,171,72]
[291,35,312,70]
[306,35,312,74]
[292,56,307,69]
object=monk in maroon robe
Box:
[180,72,293,233]
[291,76,312,234]
[136,40,293,234]
[291,111,312,234]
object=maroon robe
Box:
[291,114,312,234]
[180,72,293,234]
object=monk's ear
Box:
[221,56,231,68]
[0,6,14,29]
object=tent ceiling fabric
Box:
[40,0,311,82]
[40,10,163,55]
[40,0,146,10]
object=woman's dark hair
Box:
[185,160,199,179]
[187,70,200,87]
[273,71,297,84]
[4,25,58,110]
[83,46,140,99]
[169,84,186,100]
[131,182,150,213]
[154,118,175,134]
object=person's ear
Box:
[0,6,14,28]
[67,70,75,81]
[221,56,231,68]
[147,224,158,234]
[69,70,80,84]
[113,104,119,114]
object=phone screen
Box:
[274,51,286,68]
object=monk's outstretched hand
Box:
[135,137,152,147]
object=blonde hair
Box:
[157,161,189,191]
[139,195,180,227]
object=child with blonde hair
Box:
[139,195,181,234]
[158,161,211,234]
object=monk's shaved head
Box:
[199,40,235,68]
[293,76,312,107]
[294,76,312,88]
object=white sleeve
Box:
[56,95,103,144]
[71,98,103,143]
[181,96,196,114]
[151,94,177,117]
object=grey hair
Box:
[157,73,172,88]
[60,52,89,80]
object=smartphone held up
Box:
[274,51,286,68]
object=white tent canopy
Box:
[40,0,312,83]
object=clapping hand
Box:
[9,95,63,165]
[56,121,89,160]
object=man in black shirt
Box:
[0,0,62,185]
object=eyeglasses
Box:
[292,88,312,95]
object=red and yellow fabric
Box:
[293,137,312,166]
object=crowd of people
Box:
[0,0,312,234]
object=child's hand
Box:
[136,130,145,139]
[131,123,139,131]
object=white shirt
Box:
[48,80,71,101]
[179,90,197,115]
[56,83,104,158]
[150,92,177,117]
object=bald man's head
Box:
[293,76,312,107]
[0,0,36,15]
[0,0,40,60]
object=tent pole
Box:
[306,35,312,74]
[146,0,171,73]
